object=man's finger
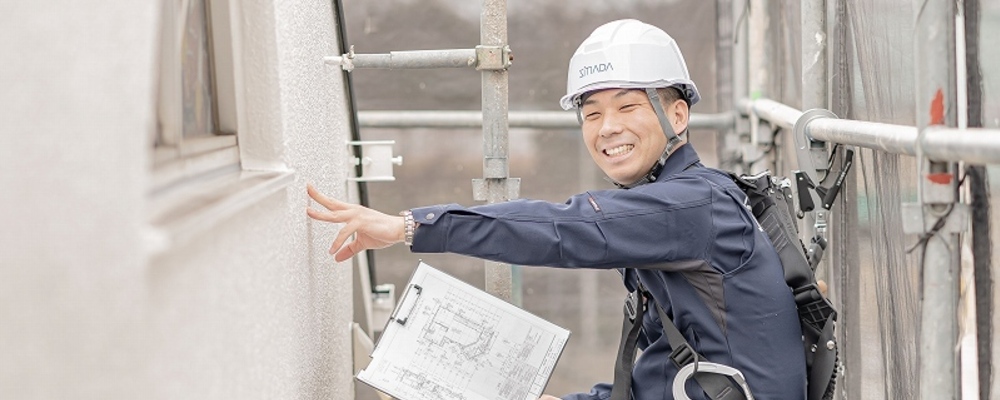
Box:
[306,207,348,223]
[307,184,348,211]
[817,279,828,296]
[330,222,359,255]
[306,207,330,221]
[335,240,365,262]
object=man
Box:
[308,19,806,400]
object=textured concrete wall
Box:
[0,1,355,399]
[0,2,156,398]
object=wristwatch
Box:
[400,210,415,246]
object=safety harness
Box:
[575,87,836,399]
[609,171,840,400]
[611,277,755,400]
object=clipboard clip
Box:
[389,283,422,326]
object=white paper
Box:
[357,262,570,400]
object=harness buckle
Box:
[670,342,698,368]
[625,291,640,322]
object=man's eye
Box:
[585,112,601,120]
[621,104,639,111]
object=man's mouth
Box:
[604,144,634,157]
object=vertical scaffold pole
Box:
[801,0,828,113]
[748,0,769,104]
[732,0,748,127]
[746,0,774,171]
[914,1,960,399]
[715,0,736,171]
[477,0,519,303]
[800,0,830,302]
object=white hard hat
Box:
[560,19,701,110]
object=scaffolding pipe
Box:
[747,0,776,162]
[807,118,917,156]
[800,0,829,297]
[801,0,828,111]
[325,49,477,70]
[357,110,735,130]
[738,98,803,131]
[922,128,1000,165]
[479,0,515,303]
[715,0,737,171]
[740,99,1000,164]
[748,0,771,102]
[914,0,960,398]
[733,0,748,106]
[727,0,750,173]
[812,120,1000,165]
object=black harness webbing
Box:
[610,281,748,400]
[729,172,838,400]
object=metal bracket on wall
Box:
[347,140,402,182]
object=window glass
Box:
[182,0,216,137]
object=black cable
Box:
[332,0,377,291]
[905,169,964,255]
[963,2,991,398]
[905,204,954,254]
[818,144,841,184]
[745,141,776,168]
[743,125,779,170]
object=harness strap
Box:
[610,292,645,400]
[610,280,750,400]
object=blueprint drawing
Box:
[357,262,570,400]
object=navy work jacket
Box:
[410,144,807,400]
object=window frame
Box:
[153,0,240,193]
[145,0,299,257]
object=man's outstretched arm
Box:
[305,184,405,262]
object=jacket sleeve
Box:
[409,175,716,268]
[560,382,612,400]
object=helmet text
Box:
[579,62,614,79]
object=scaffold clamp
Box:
[475,45,513,71]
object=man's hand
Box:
[306,184,405,262]
[537,396,560,400]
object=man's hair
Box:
[655,87,687,108]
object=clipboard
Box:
[357,261,570,400]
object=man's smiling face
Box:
[580,89,670,186]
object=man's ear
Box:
[668,99,690,135]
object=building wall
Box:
[0,1,355,399]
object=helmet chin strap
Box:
[610,89,684,189]
[645,88,682,155]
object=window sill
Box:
[151,135,240,193]
[145,168,295,256]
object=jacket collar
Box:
[655,143,701,181]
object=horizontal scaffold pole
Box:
[740,98,1000,165]
[357,110,735,131]
[325,45,512,72]
[325,49,477,70]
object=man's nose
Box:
[599,113,624,138]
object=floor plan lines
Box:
[357,262,570,400]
